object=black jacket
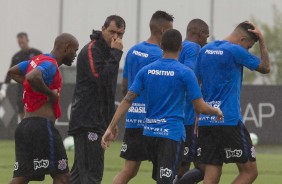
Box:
[68,30,123,135]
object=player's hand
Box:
[49,89,59,103]
[111,37,123,50]
[215,108,224,121]
[101,127,118,149]
[245,21,263,40]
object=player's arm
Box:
[102,91,138,148]
[7,60,29,84]
[247,21,270,74]
[192,98,223,120]
[121,78,128,97]
[25,62,58,102]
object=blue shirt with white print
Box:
[123,41,162,128]
[195,40,260,126]
[129,58,202,141]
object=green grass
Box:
[0,140,281,184]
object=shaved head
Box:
[54,33,78,49]
[186,19,209,36]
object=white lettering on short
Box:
[225,149,242,158]
[160,167,172,178]
[33,159,49,170]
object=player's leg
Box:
[232,161,257,184]
[156,138,183,184]
[113,160,141,184]
[226,121,257,184]
[113,128,148,184]
[53,173,70,184]
[197,126,223,184]
[8,177,28,184]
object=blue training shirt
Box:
[129,58,202,141]
[178,40,201,126]
[195,40,260,126]
[123,41,162,128]
[18,54,57,86]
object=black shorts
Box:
[182,125,197,163]
[70,131,105,184]
[197,121,256,166]
[120,128,149,161]
[13,117,69,181]
[145,136,184,184]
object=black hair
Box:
[236,21,259,42]
[186,19,209,35]
[150,10,174,34]
[161,29,182,52]
[103,15,126,29]
[17,32,28,39]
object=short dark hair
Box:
[161,29,182,52]
[150,10,174,34]
[17,32,28,39]
[103,15,126,29]
[236,21,259,42]
[186,19,209,35]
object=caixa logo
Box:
[121,143,127,152]
[33,159,49,170]
[160,167,172,178]
[225,149,242,158]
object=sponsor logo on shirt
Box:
[205,49,224,55]
[144,126,169,136]
[33,159,49,170]
[145,118,167,124]
[225,149,242,158]
[128,103,146,113]
[30,60,38,68]
[148,70,175,76]
[121,143,127,152]
[14,162,19,171]
[88,132,98,141]
[58,159,67,170]
[160,167,172,178]
[251,146,256,158]
[132,50,148,58]
[184,147,189,156]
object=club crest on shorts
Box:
[88,132,98,141]
[14,162,19,171]
[33,159,49,170]
[225,149,242,158]
[251,146,256,158]
[160,167,172,178]
[58,159,67,170]
[184,147,189,156]
[121,143,127,152]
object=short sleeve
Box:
[18,61,29,75]
[128,67,145,95]
[232,46,260,71]
[36,61,57,86]
[183,69,202,101]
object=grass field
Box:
[0,140,281,184]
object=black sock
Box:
[176,168,204,184]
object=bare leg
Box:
[113,160,141,184]
[203,164,222,184]
[232,161,258,184]
[53,173,70,184]
[8,177,28,184]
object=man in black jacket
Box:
[68,15,125,184]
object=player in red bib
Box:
[7,33,79,184]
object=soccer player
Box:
[114,10,174,184]
[1,32,42,120]
[102,29,223,184]
[68,15,125,184]
[7,33,79,184]
[175,19,209,184]
[195,21,270,184]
